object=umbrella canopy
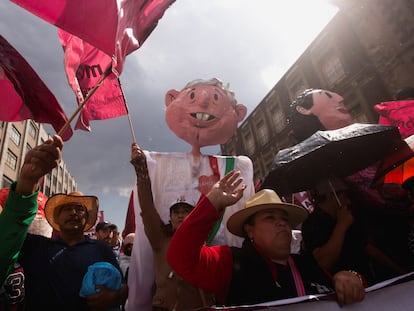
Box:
[260,123,409,195]
[0,187,48,217]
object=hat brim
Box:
[227,202,309,237]
[169,201,194,211]
[44,194,98,232]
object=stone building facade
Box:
[221,0,414,184]
[0,120,76,196]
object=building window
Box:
[1,175,13,188]
[25,143,32,156]
[29,121,37,138]
[256,120,269,145]
[243,131,255,154]
[10,126,21,146]
[270,104,285,133]
[322,55,345,86]
[6,149,17,170]
[0,121,4,128]
[52,175,57,187]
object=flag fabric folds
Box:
[0,35,73,141]
[58,30,127,131]
[12,0,176,75]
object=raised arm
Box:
[312,206,354,270]
[167,171,246,298]
[130,143,164,250]
[0,135,63,284]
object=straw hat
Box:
[227,189,309,237]
[44,191,99,232]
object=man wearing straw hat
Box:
[15,190,128,310]
[0,135,127,309]
[167,171,366,307]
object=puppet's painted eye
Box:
[190,91,195,100]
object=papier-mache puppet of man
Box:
[125,78,254,310]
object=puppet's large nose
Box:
[199,90,210,107]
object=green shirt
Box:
[0,181,38,286]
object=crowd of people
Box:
[1,82,414,310]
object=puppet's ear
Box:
[235,104,247,122]
[165,89,180,107]
[296,105,312,116]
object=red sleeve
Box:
[166,194,233,301]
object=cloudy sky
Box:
[0,0,338,229]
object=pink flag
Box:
[12,0,176,75]
[58,30,127,131]
[0,35,73,141]
[375,100,414,139]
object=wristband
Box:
[348,270,364,286]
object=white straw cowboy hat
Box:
[227,189,309,237]
[44,191,99,232]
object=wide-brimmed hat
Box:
[227,189,309,237]
[44,191,99,232]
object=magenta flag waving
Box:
[58,30,127,131]
[12,0,176,75]
[0,35,73,141]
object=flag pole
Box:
[117,77,137,144]
[57,64,113,137]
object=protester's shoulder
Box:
[25,233,51,243]
[86,236,112,248]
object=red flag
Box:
[12,0,176,75]
[0,35,73,141]
[58,30,127,131]
[122,190,136,239]
[375,100,414,139]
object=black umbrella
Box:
[260,123,409,195]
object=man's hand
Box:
[130,142,149,180]
[16,135,63,195]
[333,270,365,305]
[207,170,246,211]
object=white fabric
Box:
[125,152,254,311]
[290,230,302,255]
